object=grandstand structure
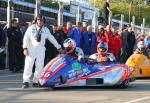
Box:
[0,0,99,26]
[0,0,76,25]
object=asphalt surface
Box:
[0,69,150,103]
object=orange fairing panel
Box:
[126,54,150,77]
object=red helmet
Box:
[97,41,108,55]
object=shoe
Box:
[32,82,40,87]
[22,82,29,88]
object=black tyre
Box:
[120,79,130,88]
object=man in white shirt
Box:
[22,15,62,88]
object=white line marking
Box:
[3,87,51,91]
[0,74,22,78]
[0,82,22,84]
[124,97,150,103]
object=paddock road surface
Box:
[0,69,150,103]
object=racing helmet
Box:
[97,41,108,55]
[137,41,145,49]
[63,38,76,53]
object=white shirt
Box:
[23,24,61,50]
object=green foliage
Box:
[25,0,35,3]
[90,0,150,26]
[111,1,150,26]
[41,1,59,9]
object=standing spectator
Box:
[126,26,136,59]
[22,16,62,88]
[20,23,27,37]
[103,0,111,25]
[96,26,109,52]
[81,22,87,33]
[68,22,82,48]
[7,19,24,73]
[104,25,115,55]
[64,21,72,37]
[56,25,67,46]
[45,23,58,65]
[82,26,96,55]
[112,27,122,61]
[120,28,129,63]
[0,24,6,69]
[80,22,87,49]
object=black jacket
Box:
[54,30,67,47]
[126,31,136,55]
[0,25,6,47]
[7,27,23,46]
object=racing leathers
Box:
[65,47,84,61]
[89,53,116,62]
[23,24,61,83]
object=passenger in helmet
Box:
[134,41,150,58]
[89,41,116,62]
[63,38,84,61]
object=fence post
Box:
[11,6,14,19]
[92,10,97,32]
[5,0,12,69]
[58,2,63,26]
[141,18,145,34]
[35,0,41,18]
[7,0,11,28]
[120,14,124,30]
[131,16,135,31]
[108,12,112,26]
[76,6,80,23]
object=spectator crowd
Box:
[1,18,150,74]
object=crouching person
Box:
[22,15,62,88]
[89,41,116,62]
[134,41,150,58]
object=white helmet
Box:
[137,41,145,49]
[63,38,76,53]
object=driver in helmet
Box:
[63,38,84,61]
[134,41,150,58]
[89,41,116,62]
